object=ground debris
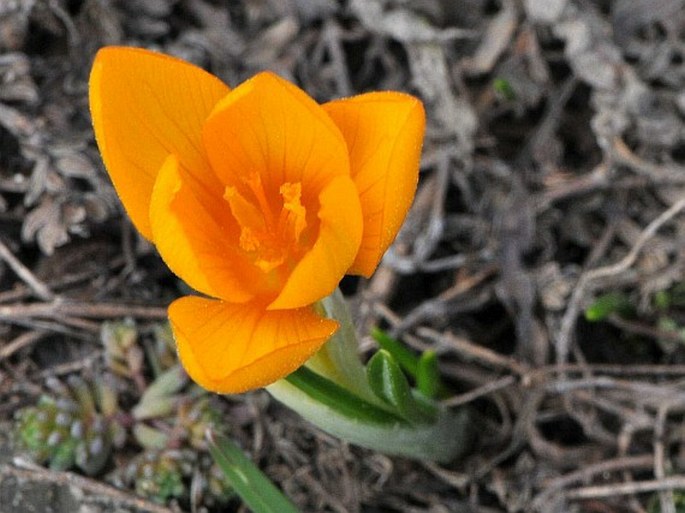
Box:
[0,0,684,512]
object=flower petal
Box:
[202,71,350,195]
[170,296,338,393]
[323,92,425,276]
[89,46,229,239]
[150,154,260,303]
[268,175,362,310]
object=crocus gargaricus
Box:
[89,47,424,394]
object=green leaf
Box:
[286,366,403,426]
[416,351,441,399]
[654,290,671,310]
[371,328,419,378]
[132,423,169,450]
[207,430,301,513]
[140,365,188,401]
[133,365,187,420]
[367,350,412,414]
[493,77,516,100]
[584,292,631,322]
[366,350,438,424]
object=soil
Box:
[1,1,685,512]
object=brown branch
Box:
[0,238,54,301]
[0,301,167,320]
[1,459,175,513]
[0,330,49,361]
[555,197,685,364]
[564,476,685,500]
[531,455,654,509]
[418,327,529,375]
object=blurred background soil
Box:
[1,0,685,512]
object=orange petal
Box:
[149,154,260,303]
[202,71,350,195]
[89,46,229,239]
[323,92,425,276]
[268,175,362,310]
[170,296,338,393]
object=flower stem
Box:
[268,376,472,463]
[267,288,473,463]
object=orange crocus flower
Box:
[89,47,424,393]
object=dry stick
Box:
[655,403,676,513]
[571,389,653,431]
[0,255,126,304]
[613,137,685,180]
[441,375,517,407]
[557,222,617,369]
[2,459,174,513]
[2,316,94,340]
[36,351,103,379]
[528,363,685,378]
[564,476,685,500]
[322,20,353,96]
[556,197,685,365]
[419,327,529,375]
[0,301,167,320]
[583,197,685,282]
[0,238,54,301]
[421,461,469,489]
[608,314,685,344]
[0,330,49,361]
[530,455,654,509]
[544,376,685,406]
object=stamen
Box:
[278,182,307,245]
[224,186,266,252]
[254,254,285,273]
[238,227,260,252]
[224,179,308,275]
[224,187,265,230]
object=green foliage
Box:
[585,291,632,321]
[647,490,685,512]
[208,431,300,513]
[655,284,685,310]
[367,350,413,413]
[366,350,438,424]
[115,449,233,507]
[147,323,178,375]
[15,375,125,475]
[286,366,404,425]
[493,77,516,100]
[14,320,236,511]
[371,328,446,399]
[101,318,143,380]
[416,350,440,399]
[371,327,419,377]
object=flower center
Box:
[224,173,308,273]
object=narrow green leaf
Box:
[132,423,169,450]
[367,350,439,424]
[584,292,631,321]
[286,366,404,426]
[416,350,441,399]
[207,430,301,513]
[366,350,412,414]
[371,327,419,377]
[140,364,188,401]
[132,365,187,420]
